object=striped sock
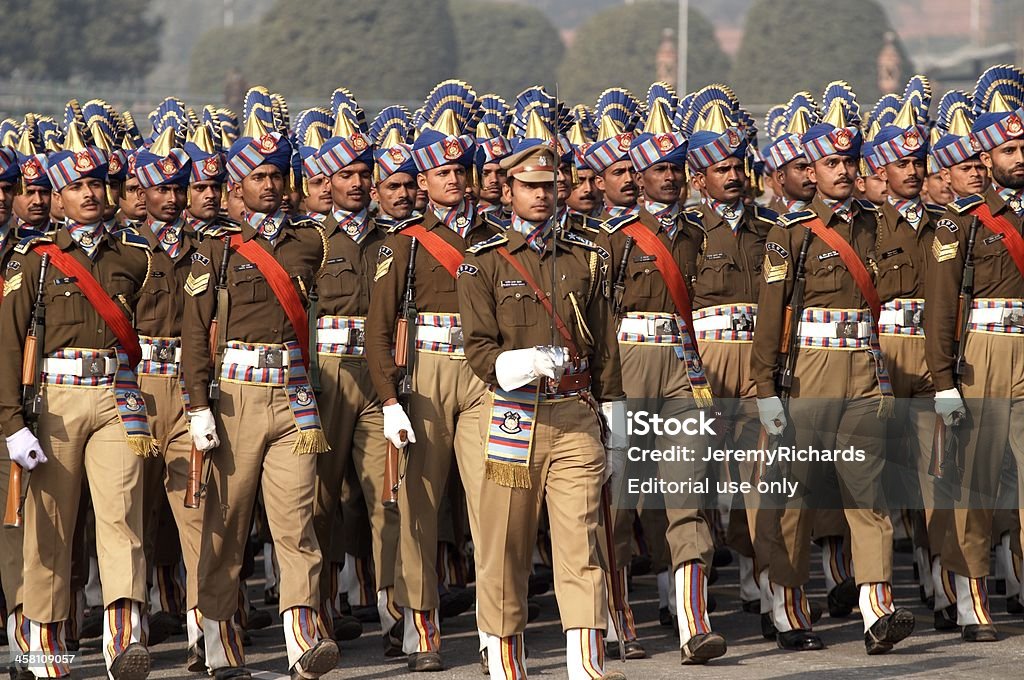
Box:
[675,561,711,646]
[402,608,440,654]
[955,574,992,626]
[282,606,322,669]
[772,584,812,632]
[486,632,527,680]
[565,628,605,680]
[932,557,956,611]
[28,619,71,677]
[202,615,246,670]
[859,582,894,631]
[102,599,143,673]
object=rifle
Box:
[612,236,635,320]
[383,238,419,508]
[929,217,977,497]
[185,241,231,509]
[756,227,813,483]
[5,253,49,528]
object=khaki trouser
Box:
[313,354,397,601]
[477,396,608,636]
[619,342,714,570]
[394,350,485,612]
[197,380,321,620]
[945,331,1024,577]
[139,373,203,610]
[24,384,147,622]
[0,439,25,609]
[768,348,893,587]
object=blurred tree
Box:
[451,0,564,98]
[189,0,456,103]
[0,0,162,82]
[730,0,913,105]
[557,2,731,106]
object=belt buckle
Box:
[902,308,924,328]
[347,328,364,347]
[730,313,754,332]
[83,358,107,377]
[834,321,860,339]
[1001,309,1024,327]
[259,349,285,369]
[654,318,679,336]
[154,345,175,362]
[448,327,464,346]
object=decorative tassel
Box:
[294,430,329,455]
[486,460,531,489]
[877,394,895,419]
[127,436,159,458]
[692,386,715,410]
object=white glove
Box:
[188,408,220,452]
[383,403,416,449]
[934,388,967,427]
[494,347,568,391]
[756,397,787,436]
[5,427,46,470]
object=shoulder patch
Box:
[753,205,779,223]
[601,213,640,234]
[184,272,210,297]
[456,263,479,278]
[287,215,321,230]
[120,231,150,249]
[936,218,959,233]
[377,245,394,262]
[580,215,604,233]
[389,217,420,234]
[681,209,705,231]
[854,198,878,212]
[5,259,20,272]
[481,212,510,232]
[763,255,788,283]
[932,238,959,263]
[925,203,947,217]
[466,233,508,255]
[766,241,790,260]
[778,209,815,227]
[949,195,984,214]
[14,233,53,254]
[191,251,211,267]
[3,272,23,297]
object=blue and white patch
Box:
[457,263,479,278]
[378,245,393,262]
[766,242,789,259]
[191,252,210,266]
[937,218,959,233]
[5,260,20,272]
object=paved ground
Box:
[58,550,1024,679]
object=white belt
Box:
[692,313,757,332]
[316,327,364,346]
[970,306,1024,326]
[140,344,182,363]
[223,347,290,369]
[42,356,118,377]
[417,325,464,346]
[619,316,679,336]
[798,320,872,340]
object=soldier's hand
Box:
[494,347,565,391]
[383,403,416,449]
[756,397,787,436]
[6,427,46,470]
[934,388,967,426]
[188,408,220,452]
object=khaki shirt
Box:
[317,213,387,318]
[181,217,326,409]
[0,227,151,432]
[457,228,624,402]
[135,222,202,339]
[687,201,776,309]
[924,188,1024,391]
[873,201,941,303]
[364,211,503,403]
[751,195,880,398]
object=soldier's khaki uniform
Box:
[0,226,153,675]
[924,188,1024,626]
[365,210,501,654]
[182,215,330,671]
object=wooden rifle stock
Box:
[381,431,407,508]
[394,318,409,369]
[21,335,37,385]
[3,464,23,528]
[184,444,204,509]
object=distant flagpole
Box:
[677,0,688,93]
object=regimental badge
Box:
[932,238,959,262]
[762,253,788,283]
[656,134,675,152]
[294,386,313,406]
[203,156,221,175]
[74,151,95,172]
[498,410,522,435]
[388,147,405,163]
[22,158,41,180]
[258,134,278,153]
[351,134,368,152]
[1007,114,1023,136]
[79,232,95,247]
[833,128,853,151]
[124,391,143,412]
[160,157,178,175]
[726,129,741,148]
[970,135,982,152]
[902,129,922,151]
[107,155,121,175]
[615,133,632,152]
[128,154,139,175]
[489,139,506,156]
[536,153,550,167]
[443,138,463,160]
[2,272,23,297]
[161,230,179,245]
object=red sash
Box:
[973,203,1024,280]
[621,221,700,350]
[804,218,882,325]
[401,225,463,278]
[495,247,580,359]
[229,235,311,370]
[33,244,143,366]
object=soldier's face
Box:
[119,177,147,220]
[239,165,285,213]
[12,184,51,226]
[693,157,743,203]
[371,172,417,220]
[809,155,857,200]
[505,178,554,222]
[56,178,105,223]
[330,162,372,212]
[595,160,637,207]
[940,159,988,197]
[639,162,686,203]
[303,174,333,214]
[567,168,600,214]
[0,180,14,225]
[879,157,925,200]
[923,172,954,205]
[556,163,571,203]
[777,159,816,202]
[144,184,187,223]
[188,181,222,221]
[418,164,467,208]
[480,163,505,203]
[982,140,1024,190]
[854,173,888,205]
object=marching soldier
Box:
[763,95,817,216]
[1,121,156,679]
[933,93,990,201]
[752,83,916,654]
[12,119,53,234]
[365,80,500,671]
[458,116,626,680]
[369,106,419,226]
[473,95,512,218]
[182,88,338,679]
[184,121,230,237]
[565,106,603,220]
[924,66,1024,641]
